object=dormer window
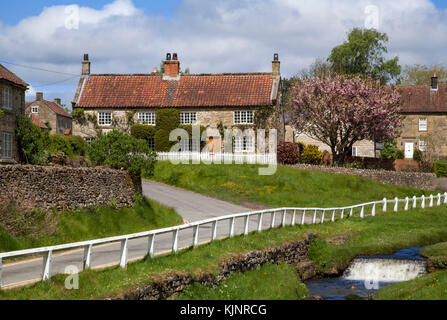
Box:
[31,106,38,113]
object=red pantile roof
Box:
[43,100,72,118]
[76,73,276,108]
[0,64,28,87]
[26,113,48,129]
[395,84,447,113]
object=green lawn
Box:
[0,195,183,253]
[178,263,308,300]
[149,162,432,208]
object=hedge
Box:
[433,160,447,177]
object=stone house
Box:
[0,64,28,163]
[71,53,284,151]
[25,92,72,135]
[396,75,447,159]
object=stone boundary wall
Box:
[115,235,314,300]
[287,164,447,191]
[0,165,136,211]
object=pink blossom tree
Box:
[291,75,402,166]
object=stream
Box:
[304,247,427,300]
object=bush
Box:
[72,108,85,122]
[277,142,300,164]
[381,140,404,160]
[301,144,323,165]
[344,161,363,169]
[87,130,157,193]
[15,115,50,164]
[413,148,422,162]
[48,134,73,156]
[66,135,88,156]
[154,109,180,152]
[131,124,156,140]
[433,160,447,177]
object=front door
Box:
[405,142,414,159]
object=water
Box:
[305,247,427,300]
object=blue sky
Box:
[0,0,446,108]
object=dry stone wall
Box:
[0,165,136,211]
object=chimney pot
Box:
[82,53,91,76]
[54,98,61,105]
[163,53,180,79]
[166,53,171,61]
[84,54,89,61]
[272,53,280,77]
[36,92,43,101]
[173,53,178,61]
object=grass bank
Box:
[178,263,308,300]
[149,162,432,208]
[0,195,183,253]
[2,204,447,300]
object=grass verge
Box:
[2,205,447,300]
[148,162,433,208]
[0,195,183,253]
[178,262,308,300]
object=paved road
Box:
[2,180,279,289]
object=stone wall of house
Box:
[285,125,375,158]
[0,80,26,163]
[0,165,136,211]
[114,235,313,300]
[398,114,447,159]
[288,163,446,191]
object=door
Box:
[404,142,414,159]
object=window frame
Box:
[352,146,358,157]
[418,118,427,132]
[138,112,156,126]
[418,139,427,152]
[2,87,12,111]
[31,106,39,114]
[98,112,112,126]
[234,135,255,153]
[234,110,254,125]
[180,111,197,125]
[1,132,13,159]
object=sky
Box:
[0,0,446,109]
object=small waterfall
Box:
[343,258,427,282]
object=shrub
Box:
[66,135,88,156]
[131,124,156,140]
[277,142,300,164]
[15,115,50,164]
[87,130,157,193]
[381,140,404,160]
[48,134,73,156]
[344,161,363,169]
[321,150,332,166]
[301,144,323,165]
[72,108,85,122]
[413,148,422,162]
[433,160,447,177]
[154,109,180,152]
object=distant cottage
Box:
[0,64,27,163]
[72,53,284,151]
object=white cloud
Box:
[0,0,446,105]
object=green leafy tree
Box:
[87,130,157,193]
[328,28,401,85]
[401,64,447,85]
[15,115,50,164]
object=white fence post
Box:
[331,210,335,222]
[383,198,387,212]
[444,192,447,204]
[301,210,306,225]
[404,197,409,211]
[193,225,200,247]
[413,196,417,208]
[421,195,425,209]
[360,206,364,218]
[120,239,128,268]
[148,234,155,258]
[340,209,344,219]
[83,244,92,270]
[437,193,441,206]
[229,217,235,237]
[371,203,376,216]
[42,250,52,281]
[270,211,276,229]
[320,210,325,224]
[172,229,179,254]
[312,210,317,224]
[394,197,398,212]
[257,213,263,232]
[244,216,250,235]
[212,221,218,240]
[349,207,354,217]
[429,195,434,207]
[291,209,297,226]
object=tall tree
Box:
[291,75,402,166]
[401,64,447,85]
[328,28,401,85]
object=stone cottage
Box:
[25,92,72,135]
[71,53,284,151]
[0,64,28,163]
[396,74,447,159]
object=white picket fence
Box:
[156,152,277,165]
[0,192,445,288]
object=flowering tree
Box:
[291,75,402,166]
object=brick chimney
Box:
[272,53,280,77]
[82,53,91,76]
[163,53,180,79]
[54,98,61,105]
[36,92,43,101]
[431,73,438,91]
